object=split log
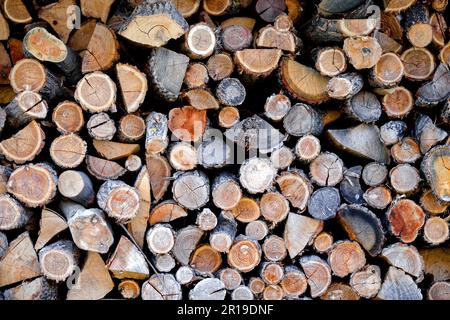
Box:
[378,87,414,120]
[86,155,126,180]
[4,90,48,128]
[118,114,146,142]
[374,32,403,54]
[35,208,68,250]
[377,267,423,300]
[146,153,171,202]
[256,16,298,53]
[119,0,188,48]
[264,92,291,122]
[327,124,391,163]
[146,47,189,101]
[380,121,407,145]
[343,37,382,70]
[172,225,204,265]
[7,163,57,208]
[168,106,206,142]
[87,113,117,140]
[313,232,333,254]
[172,170,209,210]
[118,280,141,299]
[239,157,276,194]
[221,25,253,53]
[50,134,87,169]
[24,27,81,85]
[146,224,175,254]
[107,235,149,280]
[97,180,140,223]
[0,232,41,288]
[0,120,45,164]
[59,200,114,253]
[314,47,347,77]
[189,278,226,300]
[423,217,449,245]
[38,0,76,42]
[52,101,84,134]
[280,266,307,298]
[2,277,58,300]
[385,0,417,13]
[207,53,234,81]
[210,211,237,253]
[364,186,392,210]
[221,16,256,30]
[116,63,147,113]
[93,140,140,161]
[390,137,421,164]
[339,166,364,204]
[184,62,209,89]
[75,72,117,113]
[416,63,450,107]
[149,201,187,225]
[245,220,269,241]
[350,265,382,299]
[337,204,385,256]
[80,0,116,23]
[271,146,295,169]
[381,243,424,278]
[328,241,366,277]
[0,193,31,230]
[299,255,332,298]
[231,197,260,223]
[235,49,282,81]
[142,274,182,300]
[309,152,344,187]
[196,208,217,231]
[184,23,216,59]
[276,169,312,211]
[284,212,323,259]
[279,58,330,104]
[190,244,222,273]
[401,47,435,81]
[182,88,219,111]
[362,162,388,187]
[389,163,421,194]
[2,0,32,24]
[386,198,426,243]
[68,19,97,51]
[58,170,94,206]
[262,235,287,262]
[228,236,262,273]
[421,146,450,203]
[420,189,448,215]
[39,240,80,282]
[420,247,450,282]
[415,113,447,154]
[428,282,450,300]
[327,72,363,100]
[212,173,242,210]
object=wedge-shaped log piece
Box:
[38,0,76,42]
[377,267,422,300]
[142,274,182,300]
[299,255,331,298]
[381,243,424,278]
[172,225,204,265]
[284,212,323,259]
[116,63,147,113]
[86,155,126,180]
[93,140,140,161]
[3,277,58,300]
[337,204,385,256]
[107,236,149,280]
[0,232,41,288]
[119,0,188,48]
[149,200,187,225]
[327,124,391,164]
[235,49,282,80]
[146,153,172,202]
[35,208,68,250]
[421,145,450,203]
[67,252,114,300]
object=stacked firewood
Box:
[0,0,449,300]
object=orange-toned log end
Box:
[321,283,360,300]
[203,0,232,16]
[207,53,234,81]
[261,262,284,285]
[228,238,261,273]
[118,114,146,142]
[190,244,222,273]
[440,42,450,65]
[363,186,392,210]
[212,177,242,210]
[219,268,242,290]
[149,201,187,225]
[184,62,209,89]
[328,241,366,278]
[97,180,140,223]
[420,189,448,215]
[401,47,435,81]
[249,277,266,295]
[86,156,126,181]
[118,279,140,299]
[372,53,404,87]
[168,106,206,142]
[423,217,449,245]
[3,0,32,24]
[315,47,347,77]
[173,0,201,18]
[235,49,282,79]
[182,88,219,111]
[24,27,67,63]
[52,101,85,134]
[313,232,334,253]
[146,153,172,202]
[379,86,414,119]
[7,163,57,208]
[260,192,289,225]
[387,199,425,243]
[231,197,261,223]
[50,134,87,169]
[343,37,382,70]
[0,120,45,164]
[280,266,307,298]
[38,240,79,282]
[218,106,240,129]
[407,23,433,48]
[262,235,287,262]
[262,285,284,300]
[8,58,46,93]
[75,72,117,113]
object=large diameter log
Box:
[168,106,206,142]
[386,199,425,243]
[190,244,222,273]
[327,124,391,164]
[345,91,381,123]
[0,232,41,288]
[212,173,242,210]
[421,145,450,203]
[234,49,282,81]
[284,212,323,259]
[119,0,188,48]
[50,134,87,169]
[39,240,80,282]
[107,236,149,280]
[97,180,140,223]
[309,152,344,187]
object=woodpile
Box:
[0,0,449,301]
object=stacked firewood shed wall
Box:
[0,0,449,301]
